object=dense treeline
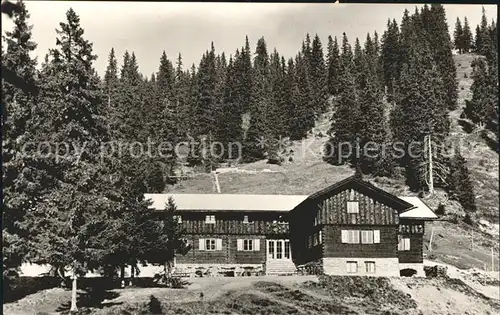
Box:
[2,5,189,312]
[2,4,496,310]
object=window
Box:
[318,230,323,244]
[284,240,290,259]
[205,215,215,224]
[398,237,411,251]
[206,239,216,251]
[276,241,283,259]
[237,239,260,251]
[269,240,275,258]
[314,213,319,226]
[244,239,253,251]
[199,238,222,251]
[243,215,249,224]
[361,231,374,244]
[343,230,380,244]
[365,261,376,274]
[341,230,360,244]
[174,215,182,224]
[347,261,358,273]
[347,201,359,214]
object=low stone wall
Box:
[322,258,400,277]
[174,263,264,277]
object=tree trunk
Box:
[120,265,125,288]
[428,135,434,195]
[129,265,134,286]
[70,270,78,313]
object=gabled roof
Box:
[144,193,309,212]
[298,175,415,211]
[398,197,438,220]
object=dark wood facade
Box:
[288,177,418,267]
[398,219,425,264]
[167,212,289,266]
[176,212,289,235]
[176,234,266,265]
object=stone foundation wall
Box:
[322,257,400,277]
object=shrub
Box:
[168,276,186,289]
[435,204,446,216]
[463,213,474,225]
[464,73,468,78]
[147,295,163,314]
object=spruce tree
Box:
[195,44,218,137]
[454,17,464,53]
[464,57,498,130]
[462,17,473,53]
[326,35,341,96]
[243,37,271,161]
[357,51,388,174]
[27,9,116,312]
[325,33,359,165]
[391,28,450,191]
[284,58,299,138]
[353,37,364,88]
[309,34,328,114]
[447,151,477,213]
[381,19,401,101]
[1,0,39,287]
[428,4,458,111]
[291,52,314,140]
[216,56,244,159]
[103,48,119,136]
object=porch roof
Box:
[144,193,309,212]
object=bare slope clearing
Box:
[4,275,499,315]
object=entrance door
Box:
[266,239,291,260]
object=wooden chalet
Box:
[144,176,437,277]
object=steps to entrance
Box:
[265,259,298,276]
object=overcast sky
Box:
[2,1,497,77]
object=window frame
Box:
[398,237,411,251]
[243,239,254,251]
[361,230,374,244]
[346,261,358,273]
[365,261,376,274]
[205,239,216,251]
[347,201,360,214]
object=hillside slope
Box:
[4,275,499,315]
[167,54,499,271]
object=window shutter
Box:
[353,230,360,243]
[254,239,260,251]
[216,239,223,250]
[199,238,205,251]
[374,230,380,243]
[341,230,348,243]
[237,239,243,251]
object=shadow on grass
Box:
[3,276,62,303]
